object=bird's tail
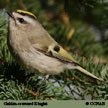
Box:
[74,65,103,82]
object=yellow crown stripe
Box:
[17,10,37,19]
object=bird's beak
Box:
[7,11,16,21]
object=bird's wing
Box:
[33,43,78,64]
[33,43,103,82]
[47,44,78,63]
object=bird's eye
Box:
[18,18,25,23]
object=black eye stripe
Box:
[18,18,24,23]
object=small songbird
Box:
[7,10,103,84]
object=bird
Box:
[7,10,103,94]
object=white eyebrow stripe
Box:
[13,12,36,24]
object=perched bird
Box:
[7,10,103,85]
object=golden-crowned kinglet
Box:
[7,10,103,82]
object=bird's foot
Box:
[24,87,39,98]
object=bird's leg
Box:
[35,74,49,95]
[25,74,49,96]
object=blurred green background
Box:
[0,0,108,100]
